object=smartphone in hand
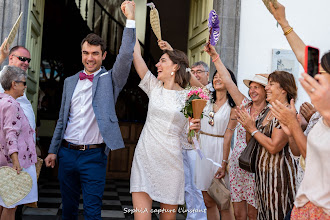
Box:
[304,46,319,77]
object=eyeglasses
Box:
[208,111,215,126]
[191,70,207,75]
[15,81,27,86]
[13,55,31,63]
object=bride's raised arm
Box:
[133,37,149,80]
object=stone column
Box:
[210,0,241,77]
[0,0,29,67]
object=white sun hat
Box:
[243,74,268,88]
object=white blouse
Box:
[294,118,330,215]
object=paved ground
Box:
[22,176,186,220]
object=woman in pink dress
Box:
[0,66,37,220]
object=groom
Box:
[44,1,136,219]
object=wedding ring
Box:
[310,88,315,93]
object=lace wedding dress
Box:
[130,71,189,205]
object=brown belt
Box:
[200,131,224,138]
[62,140,105,151]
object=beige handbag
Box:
[207,177,231,210]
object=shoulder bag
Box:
[239,108,270,173]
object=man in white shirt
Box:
[191,61,214,92]
[0,40,36,135]
[44,1,136,219]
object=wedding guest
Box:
[194,69,237,220]
[0,40,36,141]
[299,102,316,123]
[191,61,214,92]
[0,66,37,220]
[236,71,297,220]
[130,37,201,220]
[268,1,324,194]
[205,44,268,220]
[270,58,330,219]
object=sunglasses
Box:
[13,55,31,63]
[15,81,27,86]
[208,111,215,126]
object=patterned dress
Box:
[229,98,258,208]
[254,107,297,220]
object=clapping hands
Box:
[235,107,256,134]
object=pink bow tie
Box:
[79,72,94,82]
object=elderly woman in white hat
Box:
[205,45,268,220]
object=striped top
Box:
[254,107,297,220]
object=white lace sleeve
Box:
[138,70,161,97]
[180,119,195,150]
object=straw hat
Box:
[0,166,32,207]
[256,73,270,79]
[243,74,268,88]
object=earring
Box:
[171,72,174,76]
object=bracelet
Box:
[284,27,293,36]
[212,54,220,62]
[251,130,259,137]
[222,159,229,164]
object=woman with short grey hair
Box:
[0,65,38,220]
[0,65,27,91]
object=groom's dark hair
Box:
[81,33,106,54]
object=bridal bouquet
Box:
[181,87,209,139]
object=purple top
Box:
[0,93,37,169]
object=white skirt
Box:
[0,164,38,208]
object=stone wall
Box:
[0,0,29,67]
[211,0,241,76]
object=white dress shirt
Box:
[64,20,135,145]
[64,69,103,145]
[0,70,36,133]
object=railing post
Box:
[92,0,95,32]
[114,25,118,53]
[100,10,103,36]
[85,0,88,21]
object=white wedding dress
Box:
[130,71,190,205]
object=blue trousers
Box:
[57,146,107,220]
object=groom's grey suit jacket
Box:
[48,28,136,156]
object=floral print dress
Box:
[229,98,258,208]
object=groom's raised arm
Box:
[111,1,136,92]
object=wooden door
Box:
[25,0,45,113]
[106,122,144,179]
[187,0,213,66]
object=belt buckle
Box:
[79,145,86,151]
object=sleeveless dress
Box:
[229,98,259,208]
[254,107,297,220]
[195,101,231,190]
[130,71,189,205]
